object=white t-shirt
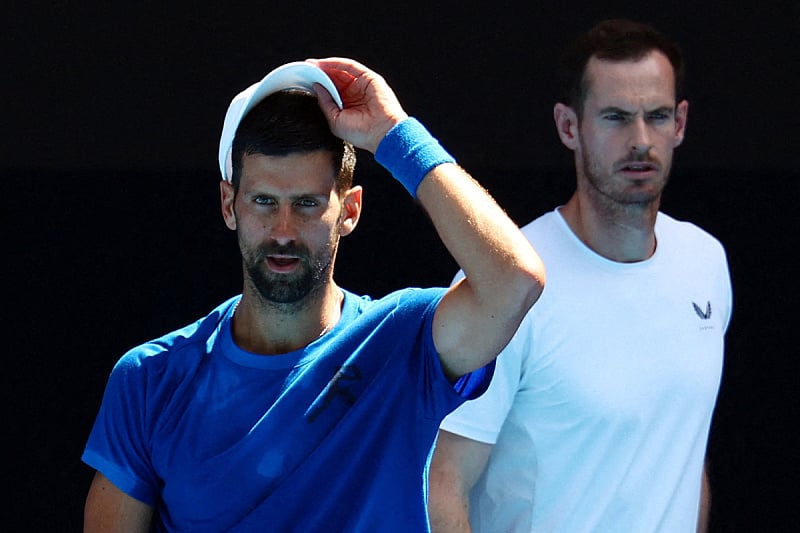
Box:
[440,208,732,533]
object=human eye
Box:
[295,197,320,208]
[601,110,629,123]
[647,110,672,123]
[253,195,276,206]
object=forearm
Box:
[372,118,542,300]
[417,164,543,308]
[312,58,545,312]
[428,488,472,533]
[429,458,473,532]
[310,59,545,375]
[428,430,492,533]
[416,162,544,375]
[697,463,711,533]
[428,459,472,533]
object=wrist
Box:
[374,118,456,197]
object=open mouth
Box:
[620,162,658,173]
[266,256,301,272]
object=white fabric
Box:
[440,208,732,533]
[218,62,342,181]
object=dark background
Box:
[7,2,798,531]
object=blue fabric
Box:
[83,288,493,532]
[375,117,456,197]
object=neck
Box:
[560,192,659,263]
[232,282,343,355]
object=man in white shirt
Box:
[428,19,732,533]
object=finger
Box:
[311,82,340,121]
[306,60,363,100]
[307,57,371,79]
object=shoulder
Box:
[348,287,446,313]
[656,212,728,260]
[518,209,561,238]
[112,297,237,378]
[517,209,572,253]
[336,288,446,340]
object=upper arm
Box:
[84,471,154,533]
[432,275,537,382]
[428,429,493,531]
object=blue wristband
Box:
[374,117,456,197]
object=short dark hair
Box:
[557,19,685,117]
[231,90,356,194]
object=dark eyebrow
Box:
[598,107,634,117]
[598,106,675,117]
[646,106,675,116]
[295,192,331,201]
[248,190,330,200]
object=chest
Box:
[522,265,726,418]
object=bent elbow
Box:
[517,255,546,314]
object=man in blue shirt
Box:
[82,57,545,531]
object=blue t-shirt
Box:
[83,288,493,532]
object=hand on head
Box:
[306,57,409,154]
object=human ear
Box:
[674,99,689,147]
[339,186,363,236]
[220,179,237,230]
[554,103,580,150]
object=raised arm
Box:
[309,57,545,379]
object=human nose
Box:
[270,206,298,245]
[629,117,652,156]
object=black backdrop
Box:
[7,2,798,531]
